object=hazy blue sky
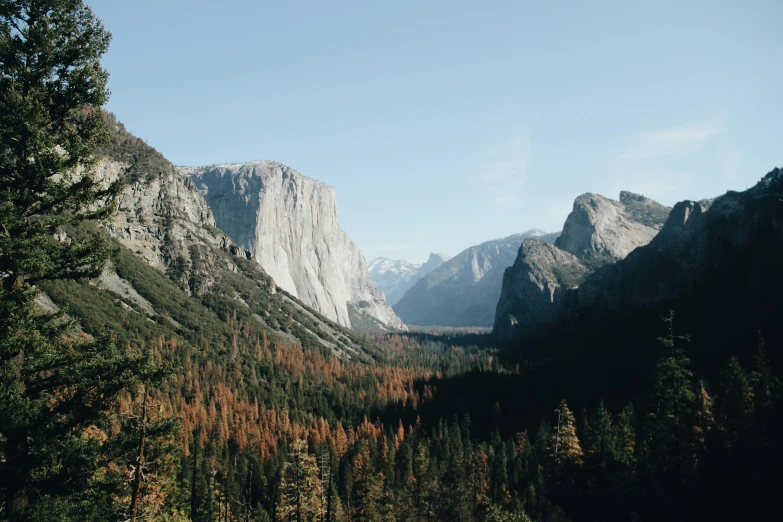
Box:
[87,0,782,263]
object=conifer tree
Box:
[641,330,701,519]
[716,356,754,452]
[613,404,636,468]
[276,439,322,522]
[585,401,614,470]
[551,399,583,468]
[0,2,157,520]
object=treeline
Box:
[201,337,778,522]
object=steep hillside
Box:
[68,114,377,358]
[182,162,404,331]
[573,169,783,330]
[394,230,557,327]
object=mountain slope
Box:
[181,162,404,331]
[393,230,557,327]
[369,252,451,305]
[66,114,378,359]
[494,191,670,340]
[573,169,783,329]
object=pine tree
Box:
[276,439,322,522]
[716,356,754,453]
[641,336,701,519]
[585,401,614,470]
[613,404,636,468]
[551,399,583,468]
[0,2,157,520]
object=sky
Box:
[87,0,782,264]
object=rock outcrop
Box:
[572,169,783,326]
[182,161,404,330]
[494,240,589,337]
[98,116,251,296]
[393,230,558,327]
[555,192,669,262]
[369,252,451,306]
[494,192,670,340]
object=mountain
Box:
[393,230,558,327]
[368,252,451,305]
[573,170,783,330]
[494,191,672,340]
[180,161,405,331]
[49,113,380,360]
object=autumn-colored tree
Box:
[551,399,583,468]
[469,447,490,509]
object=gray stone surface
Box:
[182,161,405,330]
[555,193,663,261]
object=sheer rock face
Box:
[182,161,404,330]
[369,252,451,306]
[393,230,558,327]
[494,192,670,341]
[554,192,666,261]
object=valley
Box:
[1,2,781,522]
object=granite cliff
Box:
[181,161,404,331]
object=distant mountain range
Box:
[368,253,451,305]
[391,230,559,327]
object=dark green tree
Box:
[640,347,700,519]
[0,2,153,520]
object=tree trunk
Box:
[246,462,253,522]
[130,385,148,522]
[191,427,199,521]
[326,462,333,522]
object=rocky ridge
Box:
[181,161,404,331]
[573,169,783,326]
[494,191,670,340]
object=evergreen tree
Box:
[613,404,636,469]
[276,439,323,522]
[585,401,614,470]
[641,350,700,519]
[0,2,157,520]
[716,355,754,453]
